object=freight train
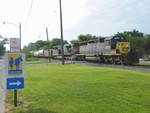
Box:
[30,36,139,64]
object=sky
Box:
[0,0,150,50]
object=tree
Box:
[35,40,47,50]
[130,29,144,37]
[28,43,36,51]
[0,35,8,55]
[78,34,93,41]
[77,34,100,42]
[115,30,146,56]
[146,34,150,38]
[22,45,29,53]
[115,29,144,41]
[144,37,150,57]
[51,38,68,48]
[92,35,99,40]
[70,39,80,44]
[128,37,145,55]
[51,38,61,48]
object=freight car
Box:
[31,36,139,64]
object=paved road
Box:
[0,60,6,113]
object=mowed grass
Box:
[9,64,150,113]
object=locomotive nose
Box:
[116,42,130,55]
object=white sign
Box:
[10,38,20,52]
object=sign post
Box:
[3,22,22,107]
[5,53,25,107]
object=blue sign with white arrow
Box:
[7,77,24,90]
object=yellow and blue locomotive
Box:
[72,36,139,64]
[32,36,139,64]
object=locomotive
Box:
[31,36,139,64]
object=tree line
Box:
[22,34,104,52]
[22,38,68,53]
[0,35,8,56]
[0,29,150,57]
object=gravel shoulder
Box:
[75,61,150,72]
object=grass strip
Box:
[7,64,150,113]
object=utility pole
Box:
[19,23,21,52]
[59,0,65,65]
[46,27,51,63]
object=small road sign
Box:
[7,77,24,90]
[5,53,25,77]
[10,38,20,53]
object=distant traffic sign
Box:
[10,38,20,52]
[7,77,24,90]
[5,53,25,77]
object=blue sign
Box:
[7,78,24,90]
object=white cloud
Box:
[67,0,150,37]
[0,0,150,48]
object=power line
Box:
[25,0,34,26]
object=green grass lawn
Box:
[8,64,150,113]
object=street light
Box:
[3,22,22,51]
[3,21,22,107]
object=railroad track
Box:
[73,61,150,72]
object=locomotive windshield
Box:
[111,36,124,49]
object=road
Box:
[0,59,6,113]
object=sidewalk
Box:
[0,60,6,113]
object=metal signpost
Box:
[4,22,22,107]
[5,52,25,106]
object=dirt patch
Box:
[5,102,14,113]
[5,93,28,113]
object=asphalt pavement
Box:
[0,59,6,113]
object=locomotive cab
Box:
[103,36,131,64]
[111,36,124,49]
[104,36,129,55]
[111,36,130,55]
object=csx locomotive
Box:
[31,36,139,64]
